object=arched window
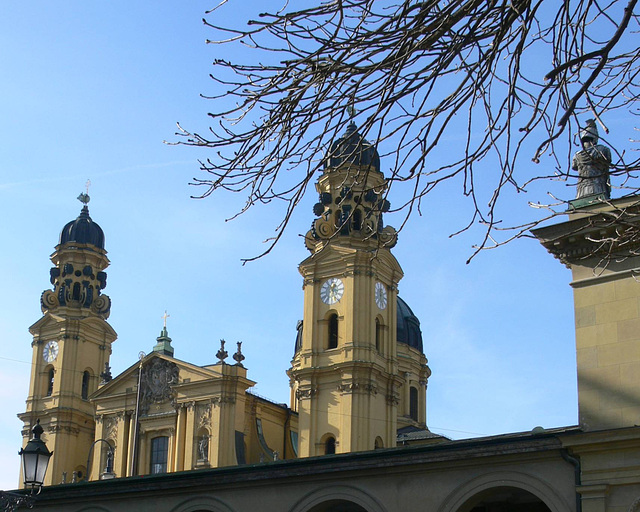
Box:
[81,371,90,400]
[375,318,382,352]
[352,209,362,231]
[150,436,169,474]
[46,368,54,397]
[72,282,81,301]
[374,436,384,449]
[409,386,418,422]
[325,436,336,455]
[328,313,338,349]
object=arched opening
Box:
[81,371,90,400]
[352,209,362,231]
[409,386,418,421]
[307,500,368,512]
[457,486,552,512]
[46,368,54,397]
[72,282,81,301]
[196,428,210,464]
[375,318,382,352]
[325,436,336,455]
[100,440,116,479]
[374,436,384,449]
[328,313,338,349]
[150,436,169,474]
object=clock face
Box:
[375,282,388,310]
[43,340,59,364]
[320,278,344,305]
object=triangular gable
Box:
[29,312,117,339]
[91,351,224,401]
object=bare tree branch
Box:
[172,0,640,261]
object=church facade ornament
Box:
[197,403,212,428]
[139,358,179,414]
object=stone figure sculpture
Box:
[198,435,209,461]
[572,119,612,199]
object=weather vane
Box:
[77,179,91,205]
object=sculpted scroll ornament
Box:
[197,403,212,428]
[337,381,378,395]
[104,416,118,440]
[296,386,318,400]
[140,358,179,414]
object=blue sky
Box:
[2,0,635,490]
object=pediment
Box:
[92,352,226,403]
[299,243,403,280]
[29,312,117,340]
[29,312,65,334]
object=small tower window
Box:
[325,436,336,455]
[81,371,90,400]
[410,386,419,422]
[46,368,54,397]
[328,314,338,349]
[375,318,382,352]
[352,209,362,231]
[72,282,81,301]
[375,436,384,449]
[150,436,169,474]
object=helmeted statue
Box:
[572,119,612,199]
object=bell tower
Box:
[289,122,429,456]
[19,192,116,485]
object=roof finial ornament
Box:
[347,103,356,119]
[77,179,91,205]
[233,341,245,367]
[100,361,113,384]
[162,310,170,329]
[216,339,228,363]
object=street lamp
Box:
[19,420,53,493]
[86,439,115,481]
[0,419,52,511]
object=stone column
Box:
[183,401,196,469]
[173,405,186,471]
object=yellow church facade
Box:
[18,123,436,487]
[16,122,640,512]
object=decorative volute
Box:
[304,122,398,253]
[40,192,111,319]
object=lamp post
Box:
[86,439,115,481]
[0,419,52,511]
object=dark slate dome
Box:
[59,205,105,249]
[397,296,424,353]
[325,122,380,172]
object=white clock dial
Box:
[320,278,344,305]
[375,282,388,309]
[43,340,59,363]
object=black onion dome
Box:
[60,205,105,249]
[397,296,424,353]
[325,122,380,172]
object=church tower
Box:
[288,122,430,456]
[19,193,116,485]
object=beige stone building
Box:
[17,123,640,512]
